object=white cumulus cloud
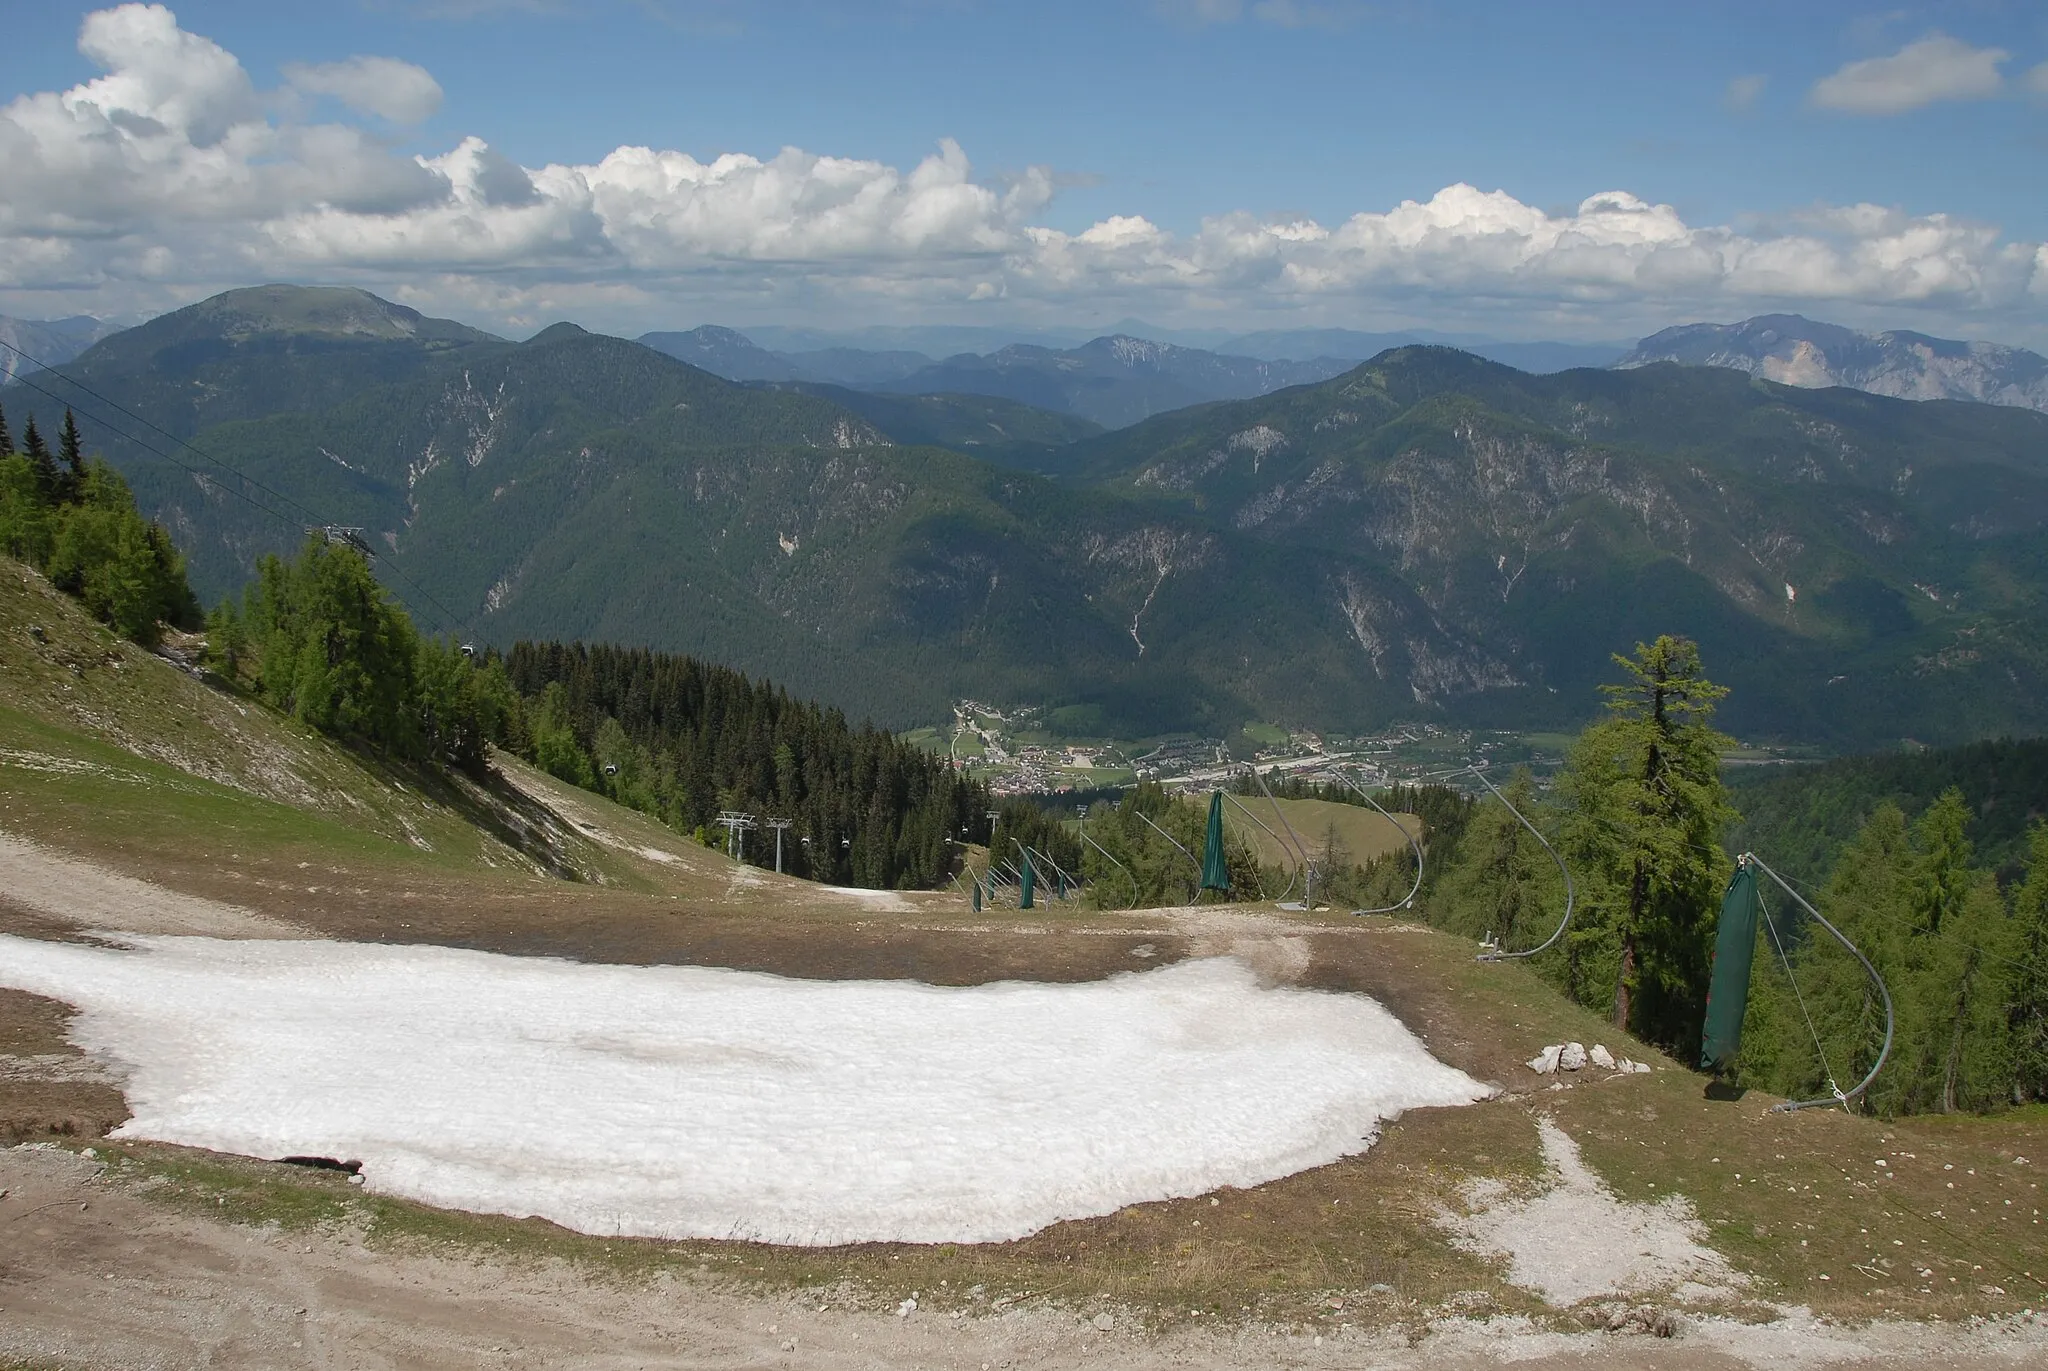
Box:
[1,5,2045,343]
[284,55,445,125]
[1809,33,2007,115]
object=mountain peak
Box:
[1620,315,2048,412]
[526,321,591,345]
[190,285,499,345]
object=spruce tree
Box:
[22,417,57,501]
[58,409,84,502]
[0,401,13,457]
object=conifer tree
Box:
[1558,636,1735,1056]
[22,417,57,500]
[58,409,84,502]
[0,401,13,457]
[2009,824,2048,1101]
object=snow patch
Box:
[0,938,1489,1246]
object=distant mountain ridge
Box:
[1618,314,2048,413]
[16,285,2048,750]
[0,313,123,383]
[641,326,1356,428]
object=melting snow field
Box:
[0,935,1488,1245]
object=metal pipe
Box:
[1245,764,1316,905]
[1745,852,1895,1113]
[1014,838,1079,894]
[1077,826,1142,911]
[1135,809,1202,903]
[1327,767,1425,916]
[1466,764,1576,962]
[1219,791,1286,902]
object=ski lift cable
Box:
[2,366,306,536]
[1743,851,1895,1113]
[0,335,469,636]
[1465,764,1577,962]
[1327,766,1426,916]
[1757,883,1846,1105]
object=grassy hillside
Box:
[1195,792,1420,874]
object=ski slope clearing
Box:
[0,936,1488,1245]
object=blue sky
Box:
[3,2,2046,344]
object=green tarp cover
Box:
[1700,861,1761,1071]
[1201,791,1231,892]
[1019,851,1036,909]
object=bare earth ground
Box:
[6,828,2048,1368]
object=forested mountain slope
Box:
[13,289,2048,746]
[1726,738,2048,884]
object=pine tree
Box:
[0,401,13,457]
[58,409,85,502]
[22,418,57,501]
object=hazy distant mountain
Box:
[639,325,799,382]
[1618,314,2048,413]
[0,313,122,383]
[1221,328,1625,373]
[740,323,1085,356]
[875,335,1354,427]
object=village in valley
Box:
[936,699,1582,797]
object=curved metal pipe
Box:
[1245,764,1316,905]
[1014,839,1079,899]
[1219,792,1287,903]
[1466,764,1576,962]
[1327,767,1426,916]
[1136,809,1203,903]
[1745,852,1895,1113]
[1077,825,1142,910]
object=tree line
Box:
[1412,634,2048,1117]
[500,641,996,889]
[0,403,199,644]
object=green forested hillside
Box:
[20,285,500,442]
[750,381,1103,464]
[1726,739,2048,883]
[13,290,2048,746]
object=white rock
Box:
[1588,1044,1616,1071]
[1527,1045,1562,1075]
[1092,1312,1115,1331]
[896,1298,917,1318]
[1559,1042,1588,1072]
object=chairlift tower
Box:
[764,817,794,873]
[714,810,757,862]
[310,525,377,559]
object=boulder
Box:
[1559,1042,1588,1071]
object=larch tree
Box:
[1559,635,1735,1057]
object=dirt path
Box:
[2,1146,2044,1371]
[0,831,304,939]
